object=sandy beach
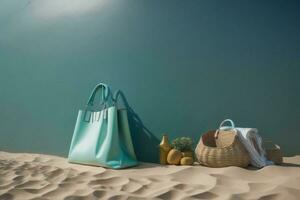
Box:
[0,151,300,200]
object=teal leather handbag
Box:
[68,83,138,169]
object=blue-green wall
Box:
[1,0,299,162]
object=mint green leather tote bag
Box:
[68,83,138,169]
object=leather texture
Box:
[68,83,138,169]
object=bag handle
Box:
[214,119,235,138]
[86,83,110,107]
[113,90,128,108]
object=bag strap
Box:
[214,119,235,138]
[86,83,110,107]
[113,90,128,108]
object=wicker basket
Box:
[264,141,283,165]
[195,119,250,168]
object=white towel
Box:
[218,119,272,168]
[235,128,272,168]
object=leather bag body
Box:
[68,83,138,169]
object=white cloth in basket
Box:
[218,119,273,168]
[235,128,272,168]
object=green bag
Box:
[68,83,138,169]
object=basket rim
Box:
[266,146,281,151]
[197,130,239,150]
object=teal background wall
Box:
[0,0,299,162]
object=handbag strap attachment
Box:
[214,119,235,138]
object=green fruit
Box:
[172,137,193,152]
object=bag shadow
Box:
[115,90,160,163]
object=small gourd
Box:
[182,151,193,158]
[159,134,172,164]
[180,157,194,165]
[167,149,182,165]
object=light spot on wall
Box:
[31,0,107,20]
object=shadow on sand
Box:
[280,162,300,167]
[114,90,160,163]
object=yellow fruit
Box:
[167,149,182,165]
[182,151,193,158]
[180,157,194,165]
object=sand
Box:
[0,151,300,200]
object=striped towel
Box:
[235,128,273,168]
[218,119,272,168]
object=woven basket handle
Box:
[214,119,235,138]
[264,140,281,149]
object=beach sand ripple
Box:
[0,152,300,200]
